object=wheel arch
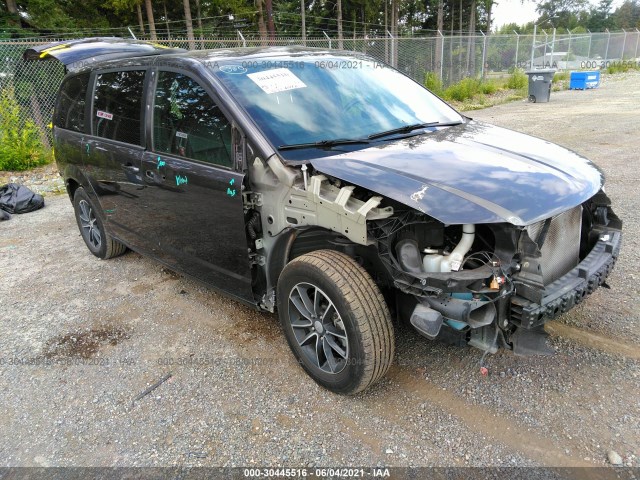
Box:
[264,226,392,306]
[276,248,395,394]
[65,177,80,202]
[60,164,94,203]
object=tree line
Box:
[1,0,639,40]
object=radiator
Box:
[526,205,583,284]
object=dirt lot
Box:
[1,72,639,472]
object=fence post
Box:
[530,24,537,69]
[30,95,51,150]
[567,29,572,60]
[387,29,395,68]
[514,31,519,69]
[542,30,548,65]
[636,29,640,59]
[439,30,444,82]
[621,29,627,60]
[480,31,487,79]
[237,30,246,48]
[587,29,592,59]
[550,28,556,67]
[604,28,610,63]
[322,31,332,49]
[301,0,306,46]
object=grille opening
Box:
[526,206,583,284]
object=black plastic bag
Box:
[0,183,45,214]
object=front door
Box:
[138,69,253,302]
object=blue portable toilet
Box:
[569,71,601,90]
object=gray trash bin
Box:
[525,69,556,103]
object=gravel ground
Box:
[0,72,639,471]
[0,163,66,196]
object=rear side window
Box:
[153,71,232,167]
[92,70,145,146]
[54,73,90,132]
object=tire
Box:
[73,187,127,260]
[277,250,395,395]
[528,94,536,103]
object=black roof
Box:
[23,37,362,72]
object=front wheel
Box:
[277,250,395,395]
[73,187,127,259]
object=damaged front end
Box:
[369,191,622,355]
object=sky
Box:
[492,0,626,30]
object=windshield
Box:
[210,54,463,154]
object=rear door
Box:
[84,68,147,249]
[138,69,253,302]
[53,72,91,177]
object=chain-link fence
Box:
[1,30,639,154]
[1,40,66,150]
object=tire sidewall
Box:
[73,188,108,259]
[277,259,368,394]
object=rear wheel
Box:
[73,187,127,259]
[277,250,395,395]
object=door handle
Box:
[145,170,166,181]
[123,164,140,173]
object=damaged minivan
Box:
[26,38,622,394]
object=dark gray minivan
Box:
[26,38,622,394]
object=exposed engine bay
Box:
[368,191,622,355]
[245,157,622,356]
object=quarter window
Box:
[54,73,90,132]
[153,71,232,167]
[92,70,145,145]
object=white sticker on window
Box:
[175,131,188,139]
[247,68,307,95]
[96,110,113,120]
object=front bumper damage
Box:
[510,230,621,329]
[371,207,622,355]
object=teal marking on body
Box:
[175,175,188,186]
[229,178,235,186]
[226,187,236,197]
[157,158,166,170]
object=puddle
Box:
[43,326,130,359]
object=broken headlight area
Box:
[369,191,622,355]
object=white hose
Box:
[440,224,475,272]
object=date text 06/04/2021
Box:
[243,467,390,478]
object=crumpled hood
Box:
[310,120,603,226]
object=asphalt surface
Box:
[0,71,638,472]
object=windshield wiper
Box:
[367,121,463,140]
[277,121,463,150]
[278,138,370,151]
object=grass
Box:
[552,71,570,92]
[553,71,570,83]
[0,87,52,171]
[425,69,530,111]
[423,67,609,111]
[506,69,528,90]
[606,61,640,74]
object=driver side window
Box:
[153,71,232,168]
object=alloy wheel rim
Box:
[288,282,349,374]
[78,200,102,249]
